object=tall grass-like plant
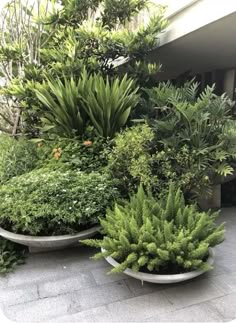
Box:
[35,71,140,138]
[35,77,87,137]
[81,73,140,138]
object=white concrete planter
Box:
[0,225,100,252]
[102,248,214,284]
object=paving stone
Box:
[144,302,224,322]
[6,263,70,288]
[38,271,97,298]
[4,293,77,322]
[0,276,8,289]
[162,278,224,309]
[209,293,236,321]
[70,280,133,312]
[0,284,38,306]
[107,291,174,322]
[91,266,127,285]
[2,207,236,323]
[209,273,236,294]
[124,277,164,296]
[48,305,113,323]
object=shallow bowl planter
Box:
[102,248,214,284]
[0,225,100,252]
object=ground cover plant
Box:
[0,238,26,274]
[84,184,225,274]
[36,133,110,173]
[0,168,118,235]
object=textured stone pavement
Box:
[0,207,236,322]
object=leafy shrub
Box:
[0,238,26,275]
[0,135,38,183]
[107,123,155,196]
[36,133,110,173]
[107,123,210,199]
[84,185,225,274]
[0,168,118,235]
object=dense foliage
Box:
[108,81,236,200]
[34,72,140,138]
[36,134,110,172]
[0,135,38,183]
[84,185,225,274]
[0,238,26,274]
[0,168,118,235]
[0,0,167,137]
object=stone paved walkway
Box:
[0,207,236,322]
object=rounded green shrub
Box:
[0,168,118,235]
[84,184,225,274]
[0,135,38,183]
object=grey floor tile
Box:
[209,273,236,294]
[162,278,224,309]
[38,271,97,298]
[107,291,174,322]
[71,280,133,312]
[0,284,38,306]
[91,266,128,285]
[124,277,165,297]
[209,293,236,321]
[48,305,113,323]
[145,302,224,322]
[4,293,76,322]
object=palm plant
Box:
[147,82,236,179]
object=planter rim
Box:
[102,247,214,284]
[0,224,101,243]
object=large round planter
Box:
[102,248,214,284]
[0,225,100,250]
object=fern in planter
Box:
[84,184,225,274]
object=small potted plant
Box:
[0,167,118,252]
[84,184,225,284]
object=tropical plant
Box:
[34,77,87,137]
[35,71,140,138]
[140,81,236,192]
[0,168,118,235]
[0,238,26,275]
[81,73,140,137]
[0,134,38,183]
[84,184,225,274]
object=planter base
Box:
[103,248,214,284]
[0,225,100,252]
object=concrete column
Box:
[223,69,236,99]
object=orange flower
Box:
[53,147,62,160]
[54,151,61,160]
[83,140,92,147]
